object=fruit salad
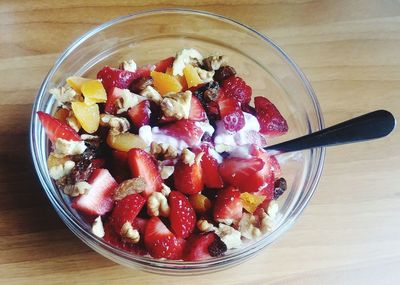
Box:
[38,49,289,261]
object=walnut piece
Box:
[160,91,192,120]
[63,181,91,197]
[197,219,215,232]
[195,67,214,83]
[120,221,140,243]
[120,59,137,72]
[160,165,174,180]
[100,114,130,134]
[147,192,170,217]
[214,223,242,249]
[202,55,227,71]
[115,89,145,114]
[130,77,153,93]
[49,160,75,180]
[113,178,146,201]
[54,138,86,156]
[160,183,171,197]
[267,200,279,218]
[150,142,178,160]
[238,213,262,240]
[66,111,81,132]
[172,48,204,76]
[260,211,275,234]
[140,86,162,103]
[91,216,105,238]
[181,148,196,166]
[50,87,79,106]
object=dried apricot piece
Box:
[66,76,91,93]
[240,192,266,214]
[183,64,202,88]
[81,80,107,105]
[151,71,182,95]
[71,102,100,134]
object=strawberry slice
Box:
[183,232,216,261]
[104,87,124,114]
[221,76,252,105]
[128,149,162,197]
[159,119,204,147]
[213,187,243,222]
[174,155,204,195]
[91,158,105,170]
[218,96,245,132]
[154,56,175,72]
[188,96,207,121]
[37,111,80,143]
[127,100,151,128]
[219,157,264,189]
[168,191,196,238]
[110,150,130,183]
[144,217,185,260]
[111,194,146,234]
[254,96,288,136]
[199,145,224,189]
[72,169,118,216]
[97,66,151,92]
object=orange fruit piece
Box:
[166,67,188,91]
[240,192,266,214]
[183,64,202,88]
[150,71,182,95]
[188,193,212,215]
[71,102,100,134]
[66,76,91,93]
[106,132,147,152]
[81,80,107,105]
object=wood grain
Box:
[0,1,399,284]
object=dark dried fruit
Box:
[241,104,257,116]
[191,81,220,108]
[208,235,227,257]
[202,55,226,71]
[129,76,154,93]
[214,66,236,83]
[273,177,287,199]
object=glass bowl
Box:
[29,9,325,274]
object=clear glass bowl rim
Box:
[29,8,326,272]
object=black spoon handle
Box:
[264,110,396,154]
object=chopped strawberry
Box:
[213,187,243,222]
[111,194,146,233]
[144,217,185,260]
[72,169,118,216]
[127,100,151,128]
[168,191,196,238]
[199,146,224,189]
[174,155,204,195]
[37,111,80,143]
[254,96,288,136]
[183,232,216,261]
[91,158,105,170]
[159,119,204,147]
[218,96,245,132]
[154,56,175,72]
[188,96,207,121]
[222,76,252,105]
[97,66,151,92]
[128,149,162,197]
[104,87,124,114]
[158,115,177,124]
[110,150,130,183]
[219,157,264,189]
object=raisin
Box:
[214,66,236,83]
[241,104,257,116]
[129,76,153,93]
[273,177,287,199]
[208,235,227,257]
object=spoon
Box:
[264,110,396,154]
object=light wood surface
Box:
[1,1,399,284]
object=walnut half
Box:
[113,178,146,201]
[160,91,192,120]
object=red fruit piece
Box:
[91,158,105,170]
[218,96,245,132]
[128,149,162,197]
[110,150,130,183]
[159,119,204,147]
[254,96,288,136]
[37,111,80,143]
[104,87,124,114]
[183,232,216,261]
[144,217,185,260]
[127,100,151,128]
[199,145,224,189]
[174,154,204,195]
[72,169,118,216]
[97,66,151,92]
[219,157,264,189]
[213,187,243,222]
[111,194,146,233]
[222,76,252,105]
[154,56,175,72]
[188,96,207,121]
[168,191,196,238]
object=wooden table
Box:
[1,1,399,284]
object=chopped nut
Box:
[66,111,81,132]
[160,183,171,197]
[194,67,214,83]
[215,144,234,153]
[197,219,215,232]
[140,86,162,103]
[113,178,146,201]
[238,213,262,240]
[181,148,196,166]
[172,48,204,76]
[215,223,242,249]
[160,91,192,119]
[216,218,234,226]
[50,87,79,106]
[63,181,91,197]
[120,59,137,72]
[130,76,153,93]
[260,210,275,234]
[54,138,86,156]
[160,165,174,180]
[49,160,75,180]
[91,216,105,238]
[147,192,170,217]
[120,221,140,243]
[115,89,144,114]
[80,134,99,141]
[203,55,227,71]
[214,65,237,82]
[150,142,178,160]
[267,200,279,219]
[100,114,130,134]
